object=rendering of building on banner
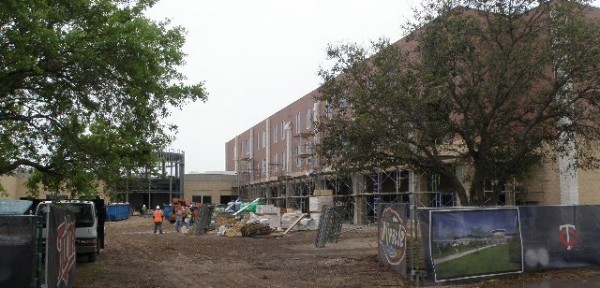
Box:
[427,208,522,282]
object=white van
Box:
[35,200,100,262]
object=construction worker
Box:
[153,205,164,234]
[141,204,147,217]
[175,207,183,233]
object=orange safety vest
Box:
[153,210,164,223]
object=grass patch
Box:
[434,240,522,280]
[76,262,105,283]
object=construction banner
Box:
[0,215,37,288]
[520,205,600,271]
[377,203,409,277]
[46,205,76,288]
[415,207,523,283]
[409,205,600,283]
[428,207,522,282]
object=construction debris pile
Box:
[215,190,336,238]
[240,222,274,237]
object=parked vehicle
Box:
[35,200,101,262]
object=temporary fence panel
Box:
[407,205,600,284]
[0,200,33,215]
[520,205,600,271]
[425,207,522,283]
[189,206,213,235]
[0,215,37,288]
[315,205,344,248]
[45,205,76,288]
[377,203,409,277]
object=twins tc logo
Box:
[559,224,576,250]
[56,216,76,286]
[379,207,407,265]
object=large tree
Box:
[0,0,206,198]
[316,0,600,206]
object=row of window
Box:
[242,107,315,155]
[243,143,314,175]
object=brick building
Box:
[225,3,600,224]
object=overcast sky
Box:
[145,0,418,173]
[145,0,599,174]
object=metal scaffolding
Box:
[117,150,185,211]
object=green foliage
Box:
[317,0,600,205]
[26,168,98,199]
[0,0,206,198]
[0,183,7,198]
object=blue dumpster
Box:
[105,204,117,221]
[163,205,172,219]
[105,203,131,221]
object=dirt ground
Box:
[74,216,600,288]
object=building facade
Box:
[225,4,600,224]
[184,172,238,206]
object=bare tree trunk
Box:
[470,167,486,206]
[490,179,507,206]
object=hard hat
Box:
[156,205,160,210]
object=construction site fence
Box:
[378,203,600,284]
[315,205,344,248]
[45,205,76,288]
[0,215,38,288]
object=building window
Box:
[296,112,301,133]
[262,158,266,175]
[245,139,251,155]
[192,195,212,204]
[273,154,278,171]
[262,131,266,148]
[282,152,286,172]
[281,121,285,140]
[257,133,260,150]
[273,124,278,143]
[306,144,313,165]
[296,145,301,167]
[340,98,349,115]
[326,100,333,119]
[306,108,313,129]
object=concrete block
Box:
[309,196,334,213]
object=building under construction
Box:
[118,150,185,211]
[225,5,600,223]
[224,91,472,225]
[224,85,587,225]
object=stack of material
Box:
[224,221,244,237]
[309,190,334,222]
[255,204,279,215]
[223,213,250,237]
[215,213,237,226]
[240,222,274,237]
[254,204,281,228]
[280,211,310,232]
